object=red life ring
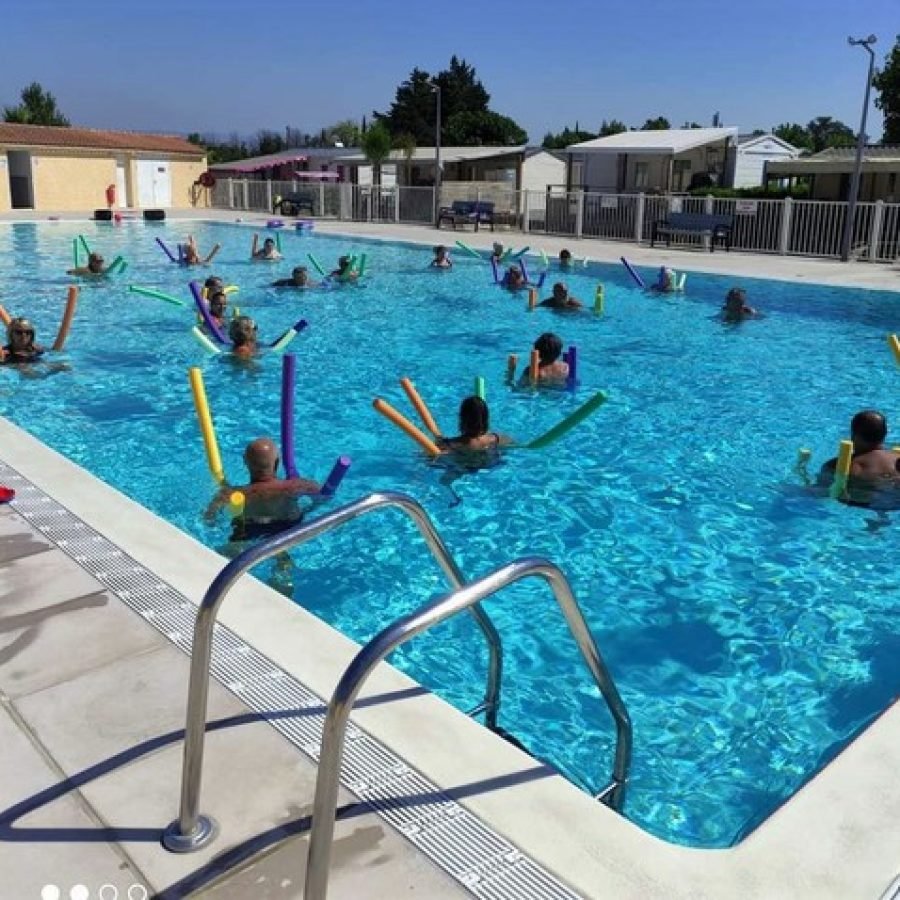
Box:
[199,172,216,188]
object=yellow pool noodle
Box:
[228,491,245,518]
[888,334,900,366]
[399,377,442,437]
[188,367,225,484]
[529,349,540,385]
[373,398,441,457]
[829,439,853,499]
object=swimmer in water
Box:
[229,315,258,358]
[252,235,282,260]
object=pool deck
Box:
[2,214,900,899]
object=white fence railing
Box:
[209,179,900,263]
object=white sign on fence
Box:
[735,199,759,215]
[600,196,619,210]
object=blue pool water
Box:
[3,220,900,848]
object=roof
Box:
[210,146,359,171]
[737,133,800,155]
[766,145,900,175]
[331,145,528,165]
[567,127,738,155]
[0,122,204,156]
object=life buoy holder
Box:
[198,172,216,188]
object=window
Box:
[571,161,584,188]
[634,162,649,189]
[673,159,692,192]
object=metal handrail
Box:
[303,557,632,900]
[162,491,503,852]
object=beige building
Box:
[0,122,208,212]
[765,146,900,201]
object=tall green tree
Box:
[598,119,628,136]
[773,122,812,151]
[873,34,900,145]
[444,110,527,146]
[375,67,437,144]
[3,82,69,126]
[326,119,363,147]
[640,116,671,130]
[542,126,596,149]
[361,122,393,186]
[806,116,855,152]
[434,56,490,123]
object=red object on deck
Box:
[0,486,15,503]
[105,184,116,207]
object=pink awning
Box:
[294,171,340,180]
[223,154,309,173]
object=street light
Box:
[839,34,877,263]
[430,80,442,226]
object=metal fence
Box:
[209,178,900,263]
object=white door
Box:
[115,157,127,208]
[136,159,172,208]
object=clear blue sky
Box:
[0,0,895,142]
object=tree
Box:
[598,119,628,136]
[542,126,596,149]
[773,122,812,151]
[682,121,703,129]
[444,110,527,146]
[361,121,392,186]
[806,116,855,152]
[326,119,362,147]
[640,116,671,130]
[375,57,527,147]
[254,130,284,156]
[3,82,69,126]
[873,34,900,144]
[393,132,417,182]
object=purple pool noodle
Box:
[520,257,530,284]
[281,354,298,479]
[490,257,500,284]
[189,281,228,344]
[620,256,645,289]
[178,243,185,264]
[319,455,352,497]
[156,237,177,262]
[269,318,309,348]
[566,345,578,390]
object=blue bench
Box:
[651,212,734,252]
[437,200,495,232]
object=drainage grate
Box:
[1,460,582,900]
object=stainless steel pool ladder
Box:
[162,492,632,888]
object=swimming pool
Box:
[3,220,899,849]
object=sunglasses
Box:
[11,328,34,336]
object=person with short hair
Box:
[207,290,228,329]
[431,245,452,269]
[67,252,111,277]
[330,255,358,283]
[540,282,583,310]
[559,248,574,269]
[228,315,258,358]
[520,332,569,386]
[0,317,45,364]
[252,235,282,260]
[501,265,527,292]
[722,287,758,322]
[819,410,900,505]
[490,241,505,264]
[205,437,320,541]
[272,266,316,288]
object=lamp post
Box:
[839,34,877,263]
[431,80,442,226]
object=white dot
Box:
[97,887,119,900]
[70,886,90,900]
[40,887,60,900]
[127,886,148,900]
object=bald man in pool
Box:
[205,437,320,541]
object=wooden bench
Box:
[437,200,495,232]
[651,212,734,252]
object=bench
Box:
[437,200,495,232]
[275,192,315,216]
[651,212,734,252]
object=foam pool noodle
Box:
[829,439,853,500]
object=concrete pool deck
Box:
[2,214,900,898]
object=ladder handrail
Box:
[163,491,503,852]
[304,556,632,900]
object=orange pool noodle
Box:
[399,376,442,437]
[507,353,518,380]
[52,286,78,351]
[529,348,540,385]
[373,398,441,456]
[528,288,537,311]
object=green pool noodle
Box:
[128,285,186,306]
[107,255,124,274]
[275,231,282,252]
[474,375,486,400]
[527,392,607,450]
[356,253,367,276]
[308,253,327,276]
[191,326,222,354]
[454,240,483,259]
[78,234,91,256]
[73,238,79,268]
[114,260,128,275]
